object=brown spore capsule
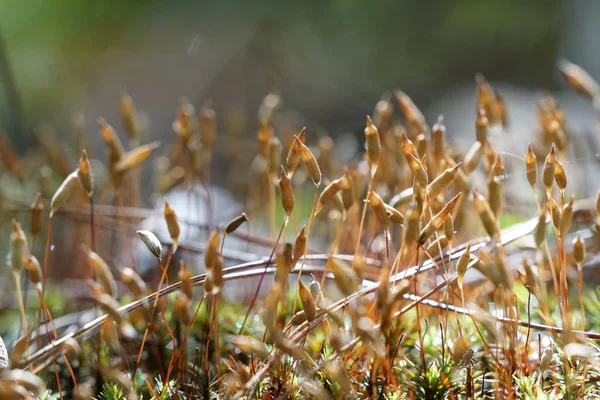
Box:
[279,166,295,217]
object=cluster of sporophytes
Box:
[1,60,600,399]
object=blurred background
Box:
[0,0,594,152]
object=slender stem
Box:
[354,175,373,255]
[89,197,95,252]
[292,188,319,317]
[42,218,52,296]
[14,270,27,337]
[238,217,287,335]
[135,247,174,369]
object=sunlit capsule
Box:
[473,191,498,238]
[559,196,574,237]
[316,179,341,216]
[495,91,508,127]
[82,245,116,297]
[119,92,137,138]
[456,242,472,290]
[525,145,537,189]
[205,228,220,270]
[25,255,42,290]
[394,90,429,136]
[401,133,419,161]
[463,141,483,175]
[77,149,94,198]
[229,335,269,359]
[10,221,29,273]
[136,230,163,262]
[279,166,294,217]
[120,267,147,299]
[540,346,554,373]
[385,204,404,224]
[418,193,461,244]
[542,145,556,192]
[163,199,180,253]
[444,215,454,243]
[174,293,193,325]
[365,115,381,173]
[225,213,249,235]
[475,106,489,144]
[488,175,503,217]
[432,116,446,166]
[351,254,365,281]
[286,128,305,176]
[534,209,547,249]
[573,234,586,265]
[414,133,427,159]
[298,138,321,186]
[114,141,161,173]
[547,197,561,229]
[554,158,567,191]
[298,281,317,322]
[98,118,124,162]
[406,152,428,187]
[369,191,390,229]
[50,169,81,217]
[426,163,461,199]
[558,59,600,101]
[340,170,354,210]
[328,257,360,297]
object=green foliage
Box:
[96,382,125,400]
